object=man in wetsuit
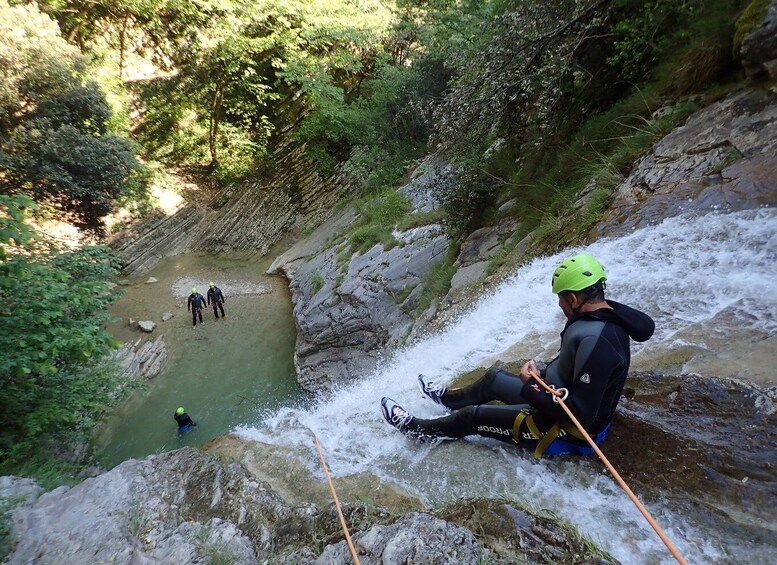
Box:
[187,287,207,327]
[207,281,226,319]
[380,254,655,457]
[174,407,197,432]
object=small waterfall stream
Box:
[237,208,777,564]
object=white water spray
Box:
[237,208,777,564]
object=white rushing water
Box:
[237,207,777,564]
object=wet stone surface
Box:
[607,373,777,545]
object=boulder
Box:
[110,336,168,379]
[317,513,483,564]
[138,320,156,333]
[739,0,777,78]
[282,223,449,392]
[5,448,316,565]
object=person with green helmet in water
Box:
[381,253,655,457]
[187,287,207,327]
[174,407,197,432]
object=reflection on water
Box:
[94,253,302,468]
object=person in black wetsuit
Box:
[187,287,207,327]
[174,407,197,432]
[380,253,655,457]
[207,282,226,319]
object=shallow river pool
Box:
[94,253,303,468]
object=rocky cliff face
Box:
[740,0,777,79]
[267,86,777,393]
[598,89,777,235]
[268,162,450,392]
[1,439,613,564]
[113,137,357,277]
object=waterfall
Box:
[236,207,777,564]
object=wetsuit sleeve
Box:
[520,335,623,431]
[206,290,211,305]
[187,296,192,311]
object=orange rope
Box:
[312,433,361,565]
[528,371,687,565]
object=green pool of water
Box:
[94,253,302,468]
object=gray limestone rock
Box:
[110,335,168,379]
[138,320,157,333]
[161,312,174,322]
[316,512,483,564]
[447,217,519,303]
[398,154,445,212]
[740,0,777,78]
[5,448,316,565]
[599,90,777,236]
[283,223,449,392]
[1,476,43,513]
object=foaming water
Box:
[236,208,777,564]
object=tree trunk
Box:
[118,13,129,81]
[208,76,228,169]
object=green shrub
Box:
[347,190,411,254]
[608,0,696,83]
[311,270,325,294]
[350,224,397,254]
[0,195,135,470]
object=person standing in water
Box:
[174,407,197,432]
[187,287,207,327]
[380,254,655,457]
[207,281,226,319]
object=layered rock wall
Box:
[114,137,356,276]
[599,89,777,235]
[271,221,449,392]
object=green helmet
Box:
[209,281,214,287]
[191,287,197,294]
[176,407,185,415]
[551,254,607,294]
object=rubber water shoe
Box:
[418,374,447,405]
[380,397,415,433]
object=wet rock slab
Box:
[608,373,777,546]
[599,89,777,236]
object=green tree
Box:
[135,0,399,180]
[33,0,219,77]
[0,194,126,466]
[0,1,143,233]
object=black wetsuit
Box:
[174,412,195,430]
[187,293,207,326]
[409,301,655,454]
[207,286,226,318]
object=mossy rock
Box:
[734,0,770,53]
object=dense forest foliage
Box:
[0,0,764,477]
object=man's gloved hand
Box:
[520,359,540,383]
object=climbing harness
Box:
[512,407,606,458]
[526,371,688,565]
[313,433,361,565]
